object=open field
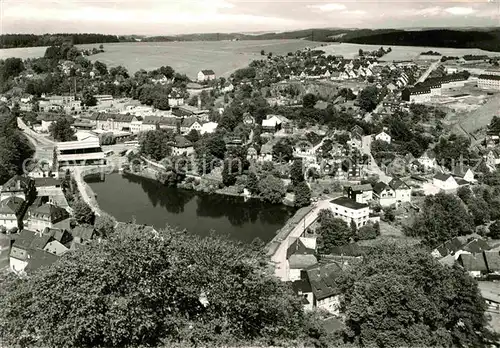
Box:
[321,43,500,61]
[0,40,318,79]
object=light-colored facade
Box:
[478,75,500,90]
[375,131,391,144]
[56,139,105,167]
[433,174,459,191]
[197,70,216,82]
[329,197,369,228]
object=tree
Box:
[153,95,170,111]
[0,226,308,347]
[94,213,116,238]
[48,118,76,142]
[272,139,293,163]
[246,171,259,195]
[260,49,265,56]
[221,159,238,187]
[488,220,500,239]
[258,175,285,204]
[406,192,474,247]
[93,60,108,75]
[316,209,353,253]
[81,89,97,107]
[293,181,311,208]
[357,223,379,240]
[139,129,173,161]
[339,247,489,348]
[357,85,379,112]
[290,158,304,185]
[302,93,317,109]
[185,129,200,143]
[73,199,95,225]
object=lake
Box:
[0,40,317,79]
[86,173,296,244]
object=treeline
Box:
[0,106,35,184]
[343,29,500,53]
[0,33,122,49]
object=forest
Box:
[0,33,125,48]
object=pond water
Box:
[86,173,296,243]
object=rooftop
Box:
[330,197,368,210]
[306,262,344,300]
[288,254,317,269]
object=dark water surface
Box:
[86,173,296,243]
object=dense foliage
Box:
[0,33,121,48]
[48,118,76,142]
[338,246,489,347]
[316,209,353,253]
[0,226,308,347]
[0,107,34,184]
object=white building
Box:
[346,184,373,204]
[56,138,106,167]
[329,197,369,228]
[433,173,459,191]
[418,151,437,170]
[375,131,391,144]
[200,122,218,135]
[373,178,412,207]
[197,69,216,82]
[306,262,344,315]
[478,74,500,90]
[0,196,24,230]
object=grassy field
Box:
[0,40,318,79]
[321,43,500,61]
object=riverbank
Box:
[71,166,107,217]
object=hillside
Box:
[343,29,500,52]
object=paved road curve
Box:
[271,199,332,281]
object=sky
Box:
[0,0,499,35]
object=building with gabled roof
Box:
[197,69,216,82]
[306,262,344,315]
[0,196,26,230]
[433,173,459,191]
[71,225,96,245]
[26,203,70,232]
[372,178,411,207]
[345,184,373,204]
[287,254,318,281]
[458,253,488,278]
[9,229,60,273]
[0,175,36,202]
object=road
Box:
[70,166,104,216]
[17,117,55,163]
[417,61,440,84]
[361,135,391,183]
[271,199,332,281]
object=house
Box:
[222,82,234,93]
[478,74,500,91]
[171,136,194,156]
[290,278,314,311]
[71,225,96,244]
[486,149,500,167]
[287,254,317,281]
[458,253,488,278]
[375,131,391,144]
[452,165,475,183]
[246,147,258,160]
[0,175,36,202]
[372,178,411,207]
[0,196,26,230]
[345,184,373,204]
[484,251,500,274]
[258,143,274,163]
[243,113,255,125]
[180,117,202,134]
[9,229,60,273]
[418,150,437,170]
[329,197,369,228]
[262,115,283,133]
[287,237,316,259]
[26,203,70,232]
[306,262,344,315]
[141,116,160,132]
[34,177,61,190]
[431,237,464,258]
[433,173,459,191]
[197,69,216,82]
[168,92,184,106]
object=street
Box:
[271,199,332,281]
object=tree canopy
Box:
[48,118,76,142]
[339,246,488,348]
[0,226,308,347]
